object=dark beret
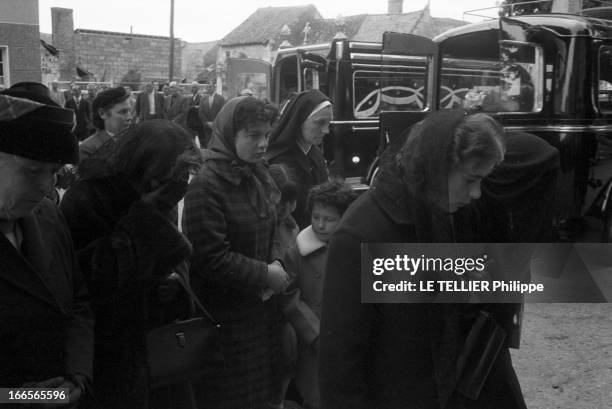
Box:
[92,86,130,112]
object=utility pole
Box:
[169,0,175,82]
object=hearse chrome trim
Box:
[504,124,612,133]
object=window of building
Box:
[0,46,8,88]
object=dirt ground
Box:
[512,303,612,409]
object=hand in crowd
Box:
[21,375,84,408]
[157,273,181,303]
[266,261,289,294]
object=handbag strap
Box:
[170,272,220,328]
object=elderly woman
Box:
[60,119,202,409]
[319,111,528,409]
[266,89,332,229]
[182,97,288,409]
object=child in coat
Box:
[283,180,357,409]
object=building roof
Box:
[220,5,465,49]
[352,7,465,41]
[220,5,321,46]
[74,28,181,41]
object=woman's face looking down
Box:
[301,105,332,146]
[447,158,497,213]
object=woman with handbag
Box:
[182,96,289,409]
[319,111,528,409]
[60,119,203,409]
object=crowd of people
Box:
[49,80,226,149]
[0,80,559,409]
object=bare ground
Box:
[512,304,612,409]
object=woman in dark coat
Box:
[182,97,288,409]
[266,89,331,229]
[319,111,528,409]
[60,119,202,409]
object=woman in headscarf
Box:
[319,111,528,409]
[182,97,289,409]
[266,89,332,229]
[60,119,203,409]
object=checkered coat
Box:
[182,155,281,409]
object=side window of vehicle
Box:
[439,41,542,113]
[598,46,612,113]
[354,55,428,118]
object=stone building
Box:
[40,33,59,86]
[0,0,42,88]
[50,7,184,87]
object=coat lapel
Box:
[20,207,69,312]
[0,230,61,311]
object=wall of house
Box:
[40,44,59,86]
[74,31,183,85]
[0,0,41,86]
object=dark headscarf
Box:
[266,89,331,160]
[207,97,279,217]
[480,131,560,242]
[371,110,469,242]
[0,82,78,164]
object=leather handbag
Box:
[146,274,223,388]
[456,310,507,400]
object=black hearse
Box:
[374,12,612,240]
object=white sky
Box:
[38,0,501,43]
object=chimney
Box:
[551,0,582,13]
[388,0,403,14]
[52,7,76,81]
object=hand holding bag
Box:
[146,275,223,388]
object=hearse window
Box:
[439,42,542,113]
[355,55,428,117]
[598,46,612,113]
[237,73,268,100]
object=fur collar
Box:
[296,225,327,256]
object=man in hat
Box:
[135,81,165,123]
[198,82,225,147]
[0,82,94,406]
[164,81,189,129]
[79,86,132,162]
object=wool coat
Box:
[60,176,193,409]
[0,199,94,389]
[319,187,528,409]
[182,151,281,409]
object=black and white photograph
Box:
[1,0,611,408]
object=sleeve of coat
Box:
[53,208,95,382]
[319,230,378,409]
[182,173,268,293]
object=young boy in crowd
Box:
[282,180,357,409]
